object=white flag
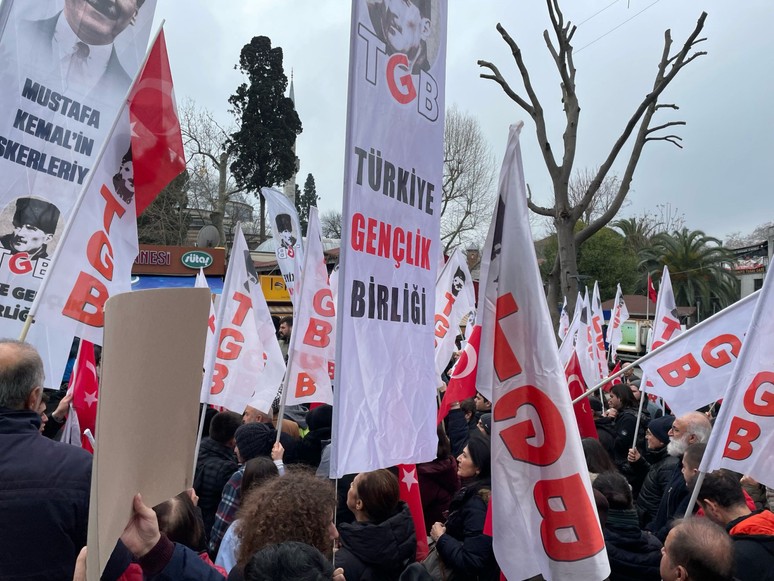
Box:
[330,0,447,477]
[606,283,630,359]
[262,187,304,301]
[575,290,606,387]
[700,274,774,489]
[434,248,474,384]
[202,225,285,415]
[195,269,217,403]
[483,124,609,580]
[642,266,683,396]
[285,208,335,406]
[558,296,570,341]
[558,291,583,367]
[639,292,759,417]
[590,281,607,364]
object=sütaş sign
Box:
[181,251,213,269]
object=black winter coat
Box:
[727,510,774,581]
[417,455,460,534]
[0,407,92,581]
[647,458,692,542]
[336,502,417,581]
[603,509,662,581]
[194,437,238,537]
[632,446,679,528]
[436,483,498,580]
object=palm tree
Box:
[612,217,654,254]
[639,228,738,318]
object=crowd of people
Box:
[2,336,774,580]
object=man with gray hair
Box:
[648,411,712,541]
[0,339,92,580]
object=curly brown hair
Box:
[235,469,336,567]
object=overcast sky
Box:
[153,0,773,242]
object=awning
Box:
[130,275,224,294]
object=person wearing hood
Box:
[627,415,680,528]
[592,471,663,581]
[336,469,416,580]
[430,432,498,580]
[296,404,332,469]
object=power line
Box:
[575,0,664,54]
[577,0,622,27]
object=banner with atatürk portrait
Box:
[0,0,157,386]
[332,0,448,477]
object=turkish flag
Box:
[397,464,429,561]
[437,324,481,424]
[565,352,598,439]
[647,274,658,304]
[129,30,186,216]
[69,340,99,453]
[602,360,623,392]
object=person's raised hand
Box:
[332,567,345,581]
[271,441,285,462]
[627,448,641,463]
[120,493,161,558]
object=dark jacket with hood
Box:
[603,508,663,581]
[417,455,460,534]
[295,404,332,468]
[194,436,238,536]
[436,481,498,581]
[727,509,774,581]
[647,458,691,542]
[0,407,92,581]
[336,501,417,581]
[632,446,680,528]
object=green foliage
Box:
[137,170,191,245]
[296,173,319,236]
[541,225,639,301]
[639,228,738,317]
[228,36,302,196]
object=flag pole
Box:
[684,470,706,517]
[18,20,167,343]
[630,386,647,451]
[571,289,761,405]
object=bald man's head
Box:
[0,340,44,410]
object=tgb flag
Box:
[481,124,608,580]
[285,207,336,406]
[195,269,217,403]
[606,283,629,360]
[699,271,774,489]
[557,291,583,368]
[575,291,605,388]
[642,266,682,397]
[202,225,285,415]
[262,187,304,302]
[638,291,759,417]
[558,296,570,341]
[28,30,184,382]
[0,0,158,383]
[331,0,447,477]
[590,282,607,366]
[433,248,474,385]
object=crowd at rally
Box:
[2,328,774,581]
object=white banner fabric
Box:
[262,186,304,302]
[331,0,447,477]
[433,247,474,384]
[285,207,336,406]
[639,291,759,417]
[606,283,629,359]
[483,123,609,580]
[202,225,285,415]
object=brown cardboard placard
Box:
[86,288,210,578]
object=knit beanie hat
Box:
[648,415,674,445]
[235,423,275,461]
[479,413,492,436]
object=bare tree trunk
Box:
[259,194,266,243]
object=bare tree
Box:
[725,221,774,249]
[441,106,497,254]
[478,0,707,324]
[180,99,249,245]
[320,210,342,239]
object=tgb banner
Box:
[332,0,447,477]
[0,0,157,384]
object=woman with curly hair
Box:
[229,470,338,580]
[336,469,416,580]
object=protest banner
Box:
[558,296,569,341]
[262,186,304,301]
[0,0,158,384]
[606,283,629,360]
[433,247,474,385]
[694,270,774,506]
[639,291,759,416]
[26,29,183,389]
[331,0,447,476]
[284,207,336,406]
[86,287,210,578]
[482,124,608,580]
[201,225,285,415]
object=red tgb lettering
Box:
[722,371,774,461]
[651,316,681,350]
[494,293,522,382]
[534,474,606,561]
[656,333,744,388]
